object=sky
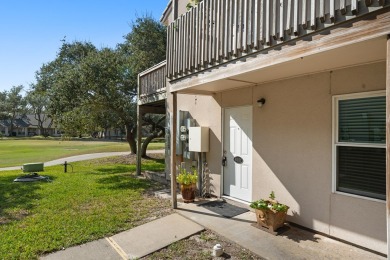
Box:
[0,0,169,93]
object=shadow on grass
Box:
[94,159,165,175]
[92,162,166,191]
[0,174,56,224]
[97,174,153,190]
[96,166,135,174]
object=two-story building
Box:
[137,0,390,255]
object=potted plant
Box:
[176,168,198,203]
[250,191,289,232]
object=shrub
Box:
[250,191,289,213]
[176,168,198,185]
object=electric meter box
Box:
[188,127,209,152]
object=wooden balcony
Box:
[166,0,389,80]
[138,60,167,106]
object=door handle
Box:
[233,156,244,164]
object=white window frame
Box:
[332,90,386,202]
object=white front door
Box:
[223,106,252,202]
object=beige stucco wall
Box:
[250,62,386,253]
[161,0,191,25]
[166,91,223,196]
[167,61,386,254]
[177,1,190,17]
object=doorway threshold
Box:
[222,195,251,208]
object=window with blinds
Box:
[335,93,385,200]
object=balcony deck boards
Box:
[138,61,167,105]
[166,0,390,80]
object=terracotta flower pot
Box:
[180,183,196,203]
[255,208,288,232]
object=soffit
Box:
[175,36,386,94]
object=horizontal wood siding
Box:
[138,61,167,98]
[166,0,389,79]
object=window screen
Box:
[339,96,385,144]
[336,94,385,200]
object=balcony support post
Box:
[136,105,143,176]
[170,92,178,209]
[386,34,390,257]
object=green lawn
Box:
[0,139,164,167]
[0,156,170,259]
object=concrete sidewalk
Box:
[41,213,203,260]
[0,150,164,171]
[176,200,385,260]
[40,190,386,260]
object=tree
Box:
[120,16,167,92]
[120,16,167,156]
[34,16,167,155]
[34,41,98,137]
[25,89,52,135]
[0,91,7,119]
[140,114,165,157]
[3,86,27,135]
[79,47,138,151]
[186,0,201,10]
[35,41,97,113]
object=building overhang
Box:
[160,0,172,25]
[169,9,390,95]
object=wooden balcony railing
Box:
[166,0,389,79]
[138,60,167,104]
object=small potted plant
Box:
[176,168,198,203]
[250,191,289,232]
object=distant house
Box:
[24,114,60,136]
[0,115,61,137]
[0,120,10,136]
[95,128,124,139]
[0,118,29,136]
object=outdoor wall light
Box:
[257,98,266,107]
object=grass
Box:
[0,155,171,259]
[0,139,165,167]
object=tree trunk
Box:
[125,124,137,154]
[36,113,44,136]
[141,130,164,158]
[39,125,44,136]
[9,117,15,136]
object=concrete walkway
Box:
[40,189,386,259]
[41,213,204,260]
[0,150,164,171]
[176,199,385,260]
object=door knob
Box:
[233,156,243,164]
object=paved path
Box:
[0,150,164,171]
[176,199,386,260]
[40,193,385,260]
[41,213,203,260]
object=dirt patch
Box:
[142,229,264,260]
[0,209,30,225]
[131,195,174,226]
[0,216,10,225]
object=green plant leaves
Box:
[176,168,198,185]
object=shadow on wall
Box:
[178,110,222,198]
